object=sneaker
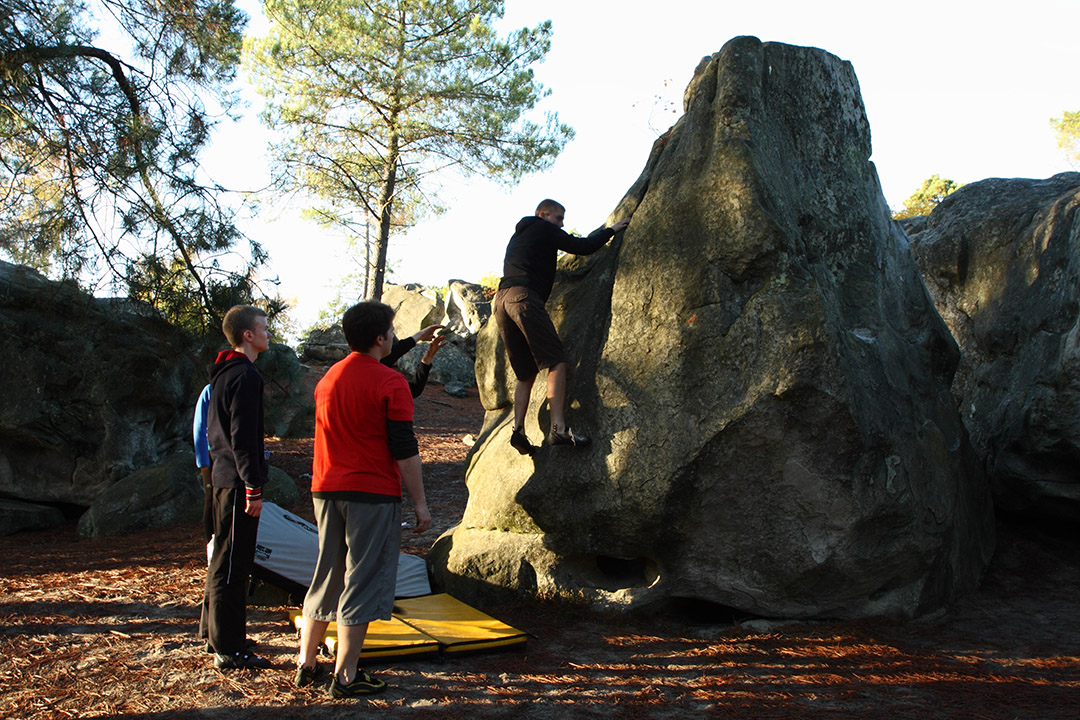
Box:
[204,637,257,654]
[295,662,324,688]
[329,669,387,698]
[214,651,271,670]
[548,427,591,448]
[509,427,537,456]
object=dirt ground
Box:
[2,384,1079,719]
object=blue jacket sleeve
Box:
[193,384,211,468]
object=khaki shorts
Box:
[494,286,567,380]
[302,498,401,626]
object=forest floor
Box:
[2,384,1079,719]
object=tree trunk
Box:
[371,136,399,301]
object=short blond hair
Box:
[222,305,267,348]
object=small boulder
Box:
[78,453,202,538]
[77,454,301,537]
[0,498,66,536]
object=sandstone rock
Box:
[257,343,314,438]
[431,37,995,620]
[384,283,444,336]
[77,453,300,538]
[0,260,201,508]
[264,466,301,507]
[297,325,349,363]
[77,453,202,537]
[395,335,477,388]
[444,382,470,398]
[444,280,491,335]
[909,173,1080,522]
[0,498,66,536]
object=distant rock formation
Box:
[299,282,483,390]
[431,36,995,619]
[0,260,201,512]
[909,173,1080,522]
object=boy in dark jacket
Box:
[200,305,272,670]
[494,199,629,453]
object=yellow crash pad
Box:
[287,609,440,660]
[392,593,527,654]
[287,594,526,659]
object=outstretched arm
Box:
[556,217,631,255]
[397,455,430,534]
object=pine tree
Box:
[245,0,574,300]
[0,0,275,332]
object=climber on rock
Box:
[493,199,630,455]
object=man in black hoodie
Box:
[494,199,629,454]
[200,305,272,670]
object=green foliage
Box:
[892,175,963,219]
[478,271,499,299]
[244,0,574,300]
[0,0,279,334]
[1050,110,1080,167]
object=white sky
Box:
[203,0,1079,334]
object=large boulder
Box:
[431,37,995,619]
[909,173,1080,522]
[384,283,445,335]
[0,260,201,508]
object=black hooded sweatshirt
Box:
[498,216,615,301]
[207,350,268,499]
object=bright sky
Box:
[204,0,1079,334]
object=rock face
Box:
[300,283,480,389]
[909,173,1080,522]
[297,325,350,363]
[384,283,445,334]
[77,454,301,538]
[444,280,491,335]
[0,498,66,535]
[431,37,995,619]
[0,260,201,509]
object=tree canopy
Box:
[0,0,279,333]
[1050,110,1080,168]
[244,0,574,300]
[892,174,963,220]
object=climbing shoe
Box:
[548,427,591,448]
[329,669,387,698]
[510,427,537,456]
[295,662,325,688]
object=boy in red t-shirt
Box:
[295,301,431,698]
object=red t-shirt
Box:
[312,353,414,496]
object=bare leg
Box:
[547,362,567,434]
[514,375,536,431]
[298,616,329,671]
[335,622,369,684]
